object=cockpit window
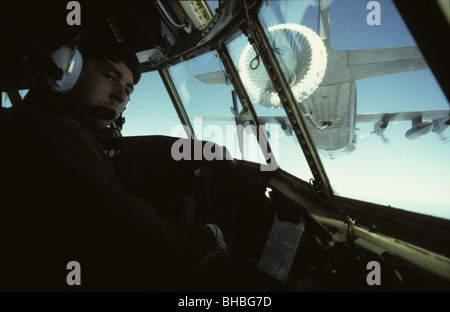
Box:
[2,92,12,108]
[225,30,314,181]
[2,90,29,108]
[168,50,267,163]
[206,0,219,13]
[121,71,185,137]
[119,0,448,219]
[255,0,450,218]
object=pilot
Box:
[1,33,225,291]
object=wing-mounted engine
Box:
[358,110,450,144]
[405,115,450,142]
[405,115,433,140]
[373,113,396,145]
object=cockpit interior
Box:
[1,0,450,291]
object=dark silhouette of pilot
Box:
[1,33,225,291]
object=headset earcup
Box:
[44,45,83,93]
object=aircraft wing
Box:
[195,71,228,85]
[196,115,290,126]
[196,115,293,139]
[356,110,450,123]
[195,48,428,86]
[258,116,290,127]
[344,46,428,80]
[196,115,235,122]
[198,109,450,126]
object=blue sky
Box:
[121,0,449,219]
[323,0,450,217]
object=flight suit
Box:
[0,93,216,291]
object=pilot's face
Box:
[67,58,134,130]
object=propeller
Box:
[432,118,450,143]
[380,134,392,145]
[359,115,396,146]
[359,131,391,145]
[436,133,450,144]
